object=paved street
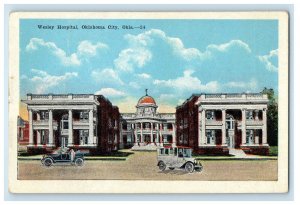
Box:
[18,151,278,180]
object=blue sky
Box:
[20,19,278,113]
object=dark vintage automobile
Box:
[41,150,85,167]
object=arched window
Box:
[226,114,235,130]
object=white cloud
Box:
[114,48,152,72]
[28,69,78,94]
[91,68,124,85]
[26,38,108,66]
[122,29,252,64]
[207,40,251,53]
[77,40,107,57]
[95,88,126,97]
[137,73,151,79]
[258,49,278,72]
[224,78,258,90]
[154,69,219,92]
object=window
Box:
[40,111,49,120]
[206,110,215,120]
[183,134,188,144]
[206,130,215,145]
[63,121,69,129]
[179,135,183,143]
[164,149,169,155]
[226,115,235,130]
[183,118,188,128]
[80,130,89,145]
[80,111,89,120]
[246,110,254,120]
[160,148,164,155]
[41,130,48,145]
[246,130,254,145]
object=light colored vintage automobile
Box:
[157,146,203,173]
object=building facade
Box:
[17,116,29,146]
[22,94,120,154]
[120,92,176,150]
[176,93,269,155]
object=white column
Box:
[37,112,40,121]
[68,109,73,146]
[134,123,138,145]
[37,130,41,145]
[150,122,154,144]
[262,108,268,145]
[201,109,206,145]
[88,109,93,145]
[254,110,259,120]
[222,109,226,145]
[48,109,54,146]
[28,109,33,145]
[159,123,163,145]
[242,109,246,145]
[172,123,176,146]
[140,122,143,143]
[198,111,201,146]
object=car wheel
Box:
[43,158,53,167]
[169,167,175,170]
[75,158,84,166]
[158,161,166,171]
[197,162,204,172]
[185,162,194,173]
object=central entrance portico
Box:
[120,90,176,150]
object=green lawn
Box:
[269,146,278,156]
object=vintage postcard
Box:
[9,12,289,193]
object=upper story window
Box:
[80,111,89,120]
[246,110,254,120]
[226,114,235,130]
[40,111,49,120]
[61,114,69,130]
[206,110,215,120]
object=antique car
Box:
[41,149,85,167]
[157,146,203,173]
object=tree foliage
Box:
[261,88,278,146]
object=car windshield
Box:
[178,148,192,157]
[183,149,192,157]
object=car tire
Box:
[75,158,84,166]
[197,162,204,172]
[185,162,194,173]
[43,158,53,167]
[158,161,166,171]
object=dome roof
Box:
[137,95,156,106]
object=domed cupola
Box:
[136,89,157,117]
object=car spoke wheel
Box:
[43,158,53,167]
[185,162,194,173]
[158,161,166,171]
[75,158,84,166]
[197,162,204,172]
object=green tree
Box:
[261,88,278,146]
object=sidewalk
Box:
[18,155,128,161]
[195,155,278,160]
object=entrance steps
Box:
[229,148,247,158]
[131,143,158,151]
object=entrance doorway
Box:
[226,114,235,148]
[61,136,68,148]
[144,134,151,144]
